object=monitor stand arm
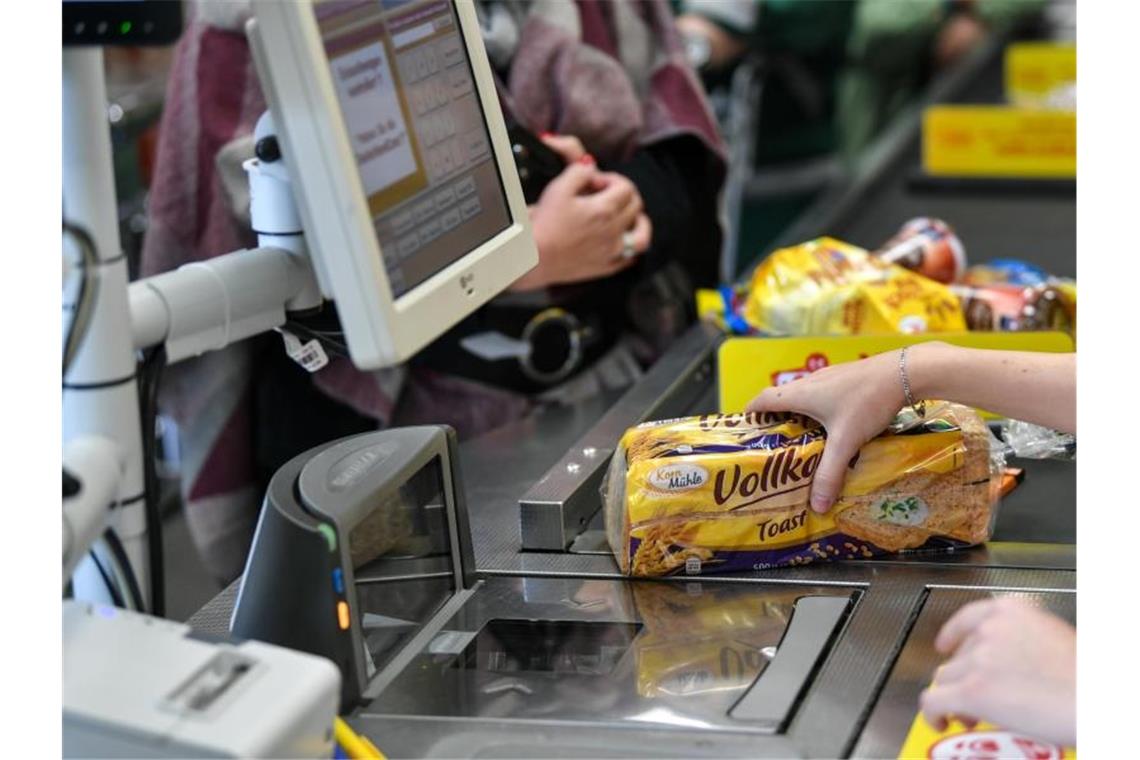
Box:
[63,44,320,609]
[129,111,323,363]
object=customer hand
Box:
[920,597,1076,748]
[513,163,652,290]
[539,132,589,164]
[934,12,987,68]
[745,349,908,513]
[676,14,748,70]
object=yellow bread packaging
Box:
[603,403,1002,576]
[742,237,966,336]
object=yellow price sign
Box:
[718,332,1074,414]
[898,712,1074,759]
[922,106,1075,179]
[1005,42,1076,107]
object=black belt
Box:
[413,294,624,396]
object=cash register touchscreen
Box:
[249,0,536,368]
[313,0,512,298]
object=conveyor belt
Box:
[765,36,1075,280]
[832,52,1075,277]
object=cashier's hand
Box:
[920,597,1076,747]
[512,144,652,291]
[745,350,906,513]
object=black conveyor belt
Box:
[830,52,1076,278]
[770,37,1077,545]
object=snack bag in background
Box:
[873,217,967,285]
[603,403,1003,577]
[959,259,1076,337]
[695,285,760,336]
[742,238,966,336]
[951,282,1071,333]
[1052,278,1076,333]
[963,258,1050,287]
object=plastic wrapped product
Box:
[742,237,966,336]
[873,217,967,284]
[999,419,1076,461]
[1051,278,1077,334]
[963,258,1050,287]
[603,403,1004,577]
[951,282,1071,333]
[959,260,1076,337]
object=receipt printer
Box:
[63,600,339,758]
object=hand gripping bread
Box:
[603,403,1002,576]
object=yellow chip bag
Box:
[603,403,1002,577]
[742,237,966,335]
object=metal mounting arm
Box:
[64,43,320,607]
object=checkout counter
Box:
[188,33,1075,760]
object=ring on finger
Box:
[620,230,637,260]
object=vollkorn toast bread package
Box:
[603,403,1004,576]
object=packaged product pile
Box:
[955,258,1076,334]
[603,403,1005,577]
[704,217,1075,337]
[741,237,966,336]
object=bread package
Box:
[742,237,966,336]
[603,403,1002,576]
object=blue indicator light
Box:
[332,567,344,594]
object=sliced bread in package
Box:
[603,403,1002,576]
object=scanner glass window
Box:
[454,620,644,677]
[350,456,456,673]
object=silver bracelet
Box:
[899,346,918,410]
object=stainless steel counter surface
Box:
[460,331,1076,580]
[437,320,1075,757]
[854,586,1076,758]
[340,566,1072,759]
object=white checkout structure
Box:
[63,0,536,756]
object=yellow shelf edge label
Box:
[1005,42,1076,106]
[922,105,1075,179]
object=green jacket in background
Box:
[682,0,1049,162]
[839,0,1048,158]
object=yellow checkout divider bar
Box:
[718,332,1074,414]
[335,716,386,760]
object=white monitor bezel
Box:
[249,0,537,370]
